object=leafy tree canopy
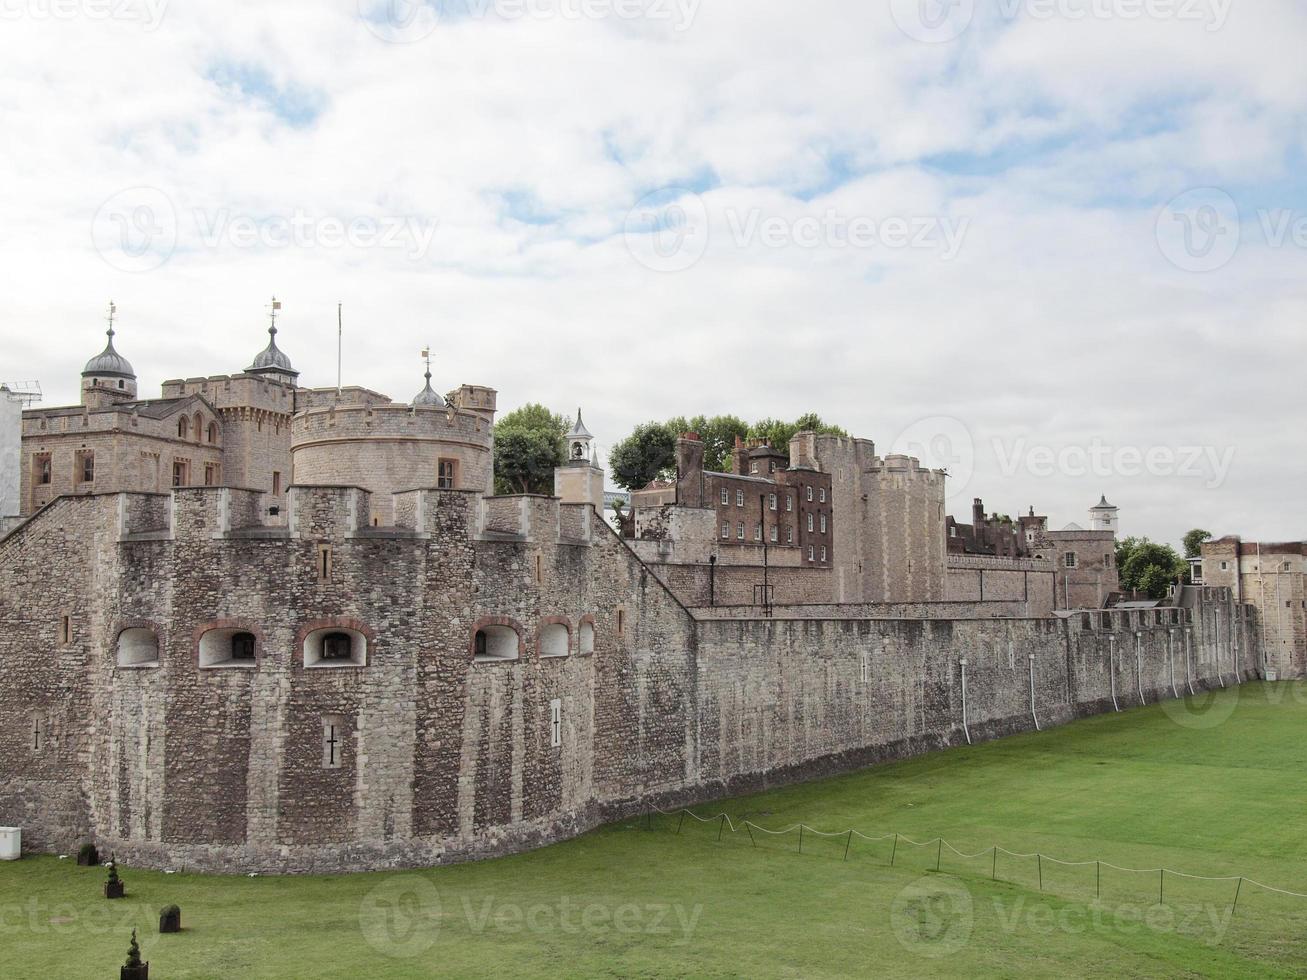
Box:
[493,404,569,496]
[1183,528,1213,559]
[1118,537,1187,600]
[608,422,678,492]
[608,413,847,491]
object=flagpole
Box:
[337,303,343,396]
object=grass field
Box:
[3,682,1307,978]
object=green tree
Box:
[1183,528,1212,559]
[608,422,677,492]
[1119,540,1187,600]
[749,414,847,454]
[493,404,568,495]
[666,414,750,472]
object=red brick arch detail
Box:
[538,616,573,658]
[295,617,377,667]
[111,618,165,665]
[190,619,269,667]
[470,616,527,661]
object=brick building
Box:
[1201,537,1306,678]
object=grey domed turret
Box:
[412,346,446,407]
[246,297,299,380]
[81,302,139,405]
[82,303,135,380]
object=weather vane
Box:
[268,295,281,329]
[106,300,116,335]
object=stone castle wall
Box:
[0,487,1259,874]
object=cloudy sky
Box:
[2,0,1303,545]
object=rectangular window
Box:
[737,522,745,540]
[722,522,730,539]
[806,487,813,502]
[786,495,793,512]
[786,527,793,544]
[769,493,777,511]
[318,544,333,583]
[821,546,827,562]
[438,458,458,490]
[322,716,345,769]
[172,460,189,487]
[1064,552,1078,569]
[750,461,758,474]
[736,489,744,507]
[770,525,778,543]
[616,608,625,635]
[272,471,282,495]
[60,615,72,645]
[34,453,51,485]
[550,699,562,748]
[807,513,814,532]
[820,513,827,533]
[720,488,729,505]
[76,450,94,484]
[203,463,219,486]
[808,545,815,562]
[820,488,827,503]
[754,524,762,541]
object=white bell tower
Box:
[1089,495,1119,535]
[555,408,605,513]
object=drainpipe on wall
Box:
[1184,627,1196,696]
[1168,629,1178,698]
[1108,634,1120,712]
[960,659,972,745]
[1135,631,1145,704]
[1028,655,1041,732]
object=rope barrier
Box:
[640,807,1307,901]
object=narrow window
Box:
[208,422,219,444]
[861,652,869,684]
[806,487,813,502]
[770,525,778,543]
[820,513,827,534]
[786,527,793,544]
[178,417,188,439]
[77,451,95,484]
[231,632,256,661]
[550,699,562,748]
[721,522,729,539]
[808,545,815,562]
[318,544,333,583]
[1064,551,1078,569]
[737,522,745,540]
[750,461,758,474]
[820,488,827,502]
[720,488,728,505]
[172,460,188,487]
[736,489,744,507]
[807,513,814,532]
[321,632,353,661]
[32,716,43,752]
[438,458,457,490]
[204,463,219,486]
[754,524,762,541]
[60,615,72,645]
[769,493,777,511]
[821,546,827,562]
[534,554,543,584]
[34,454,51,485]
[272,471,282,495]
[786,495,793,512]
[322,716,345,769]
[616,609,625,636]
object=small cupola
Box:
[567,408,593,463]
[246,297,299,380]
[81,301,138,404]
[412,346,446,407]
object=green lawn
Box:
[4,682,1307,979]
